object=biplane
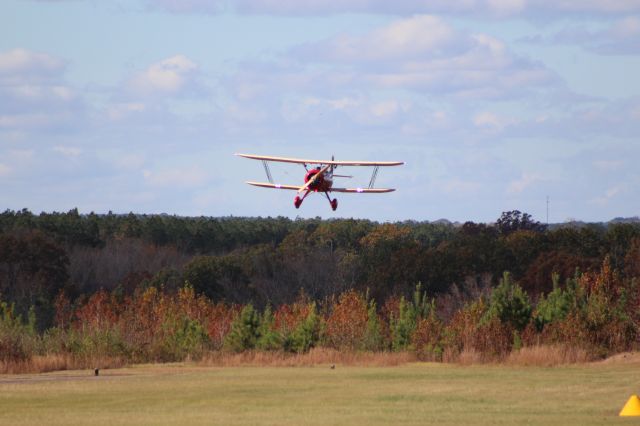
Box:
[236,153,404,210]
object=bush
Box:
[324,290,368,350]
[484,272,532,331]
[443,298,487,355]
[256,305,281,351]
[362,299,384,351]
[390,283,432,351]
[0,301,38,363]
[224,304,260,352]
[534,273,575,331]
[286,303,321,353]
[412,310,444,361]
[157,316,209,361]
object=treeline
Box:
[1,208,639,367]
[1,259,638,369]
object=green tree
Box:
[224,304,260,352]
[496,210,546,235]
[362,299,383,351]
[287,303,321,353]
[484,272,532,331]
[256,305,281,351]
[533,273,576,330]
[390,283,433,351]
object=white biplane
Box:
[236,153,404,210]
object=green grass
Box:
[1,361,638,425]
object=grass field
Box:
[1,358,639,425]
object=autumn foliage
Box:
[2,210,640,372]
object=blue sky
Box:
[1,0,639,223]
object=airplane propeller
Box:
[297,163,331,193]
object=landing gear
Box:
[324,191,338,211]
[295,191,338,210]
[294,191,311,209]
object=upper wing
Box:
[236,153,403,167]
[245,181,302,191]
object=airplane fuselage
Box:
[304,168,333,192]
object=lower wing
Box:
[246,181,302,190]
[331,187,395,193]
[245,182,394,193]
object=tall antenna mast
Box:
[546,195,549,225]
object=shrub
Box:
[256,305,281,351]
[362,299,384,351]
[286,303,321,353]
[224,304,260,352]
[443,298,487,355]
[162,316,208,361]
[324,290,368,350]
[412,309,444,361]
[0,301,38,363]
[484,272,531,331]
[534,273,575,331]
[390,296,416,351]
[390,283,432,351]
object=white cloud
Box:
[542,0,640,14]
[370,100,403,117]
[280,94,410,127]
[0,163,11,177]
[279,16,558,100]
[354,15,457,60]
[142,166,208,187]
[590,185,624,205]
[0,112,70,129]
[507,173,542,194]
[107,102,146,121]
[443,178,482,195]
[0,48,63,77]
[593,160,624,171]
[115,154,146,170]
[295,15,460,63]
[5,85,76,105]
[9,149,35,161]
[0,48,83,134]
[525,17,640,55]
[502,97,640,140]
[611,16,640,37]
[487,0,526,17]
[473,111,509,130]
[146,0,640,17]
[327,97,359,110]
[128,55,199,96]
[53,146,82,157]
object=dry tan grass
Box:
[200,348,415,367]
[4,346,632,374]
[442,345,591,366]
[506,344,591,366]
[596,351,640,365]
[443,348,488,365]
[0,354,127,374]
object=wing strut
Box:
[261,160,274,184]
[368,166,380,189]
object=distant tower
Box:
[546,196,549,225]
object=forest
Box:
[1,208,639,370]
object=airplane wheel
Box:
[294,196,302,209]
[331,199,338,211]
